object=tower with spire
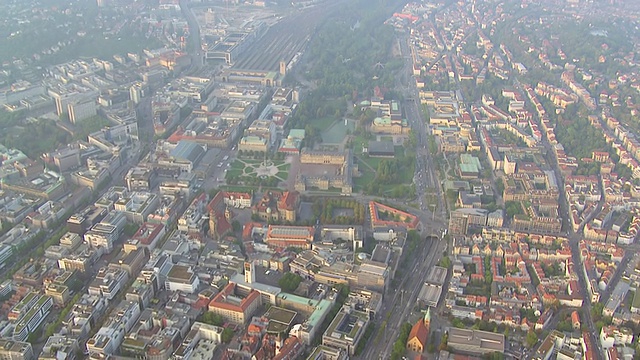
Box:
[424,306,431,333]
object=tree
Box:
[201,312,224,326]
[526,330,538,348]
[505,201,524,219]
[231,220,242,233]
[278,273,303,292]
[452,318,465,328]
[495,178,505,195]
[591,302,604,320]
[438,256,452,269]
[222,328,234,343]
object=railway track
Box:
[232,0,345,71]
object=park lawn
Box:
[278,163,291,171]
[226,168,243,178]
[240,159,264,166]
[394,146,405,157]
[312,116,337,132]
[276,171,289,179]
[230,160,245,170]
[353,169,376,191]
[352,134,371,155]
[358,156,382,173]
[397,164,415,183]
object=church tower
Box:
[244,261,255,284]
[424,306,431,333]
[279,60,286,76]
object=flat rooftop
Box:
[418,283,442,307]
[264,306,297,326]
[448,328,505,353]
[268,225,313,238]
[426,266,448,286]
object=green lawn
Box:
[353,169,376,191]
[230,160,245,171]
[397,166,414,183]
[358,156,382,172]
[226,169,243,178]
[352,134,371,155]
[226,159,289,181]
[394,146,405,157]
[312,117,337,132]
[321,118,356,143]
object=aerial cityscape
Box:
[0,0,639,359]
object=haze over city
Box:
[0,0,640,359]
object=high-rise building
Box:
[68,98,97,124]
[129,82,146,104]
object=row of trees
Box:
[199,312,234,342]
[237,150,286,161]
[225,175,280,187]
[278,273,303,292]
[312,198,366,225]
[390,322,414,360]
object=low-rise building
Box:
[447,328,505,355]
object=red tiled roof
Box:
[211,210,232,238]
[132,222,165,245]
[273,336,303,360]
[209,283,261,313]
[243,222,262,241]
[369,201,419,229]
[278,191,298,211]
[407,319,429,349]
[207,191,225,212]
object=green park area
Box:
[352,140,415,198]
[321,118,356,144]
[0,111,111,160]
